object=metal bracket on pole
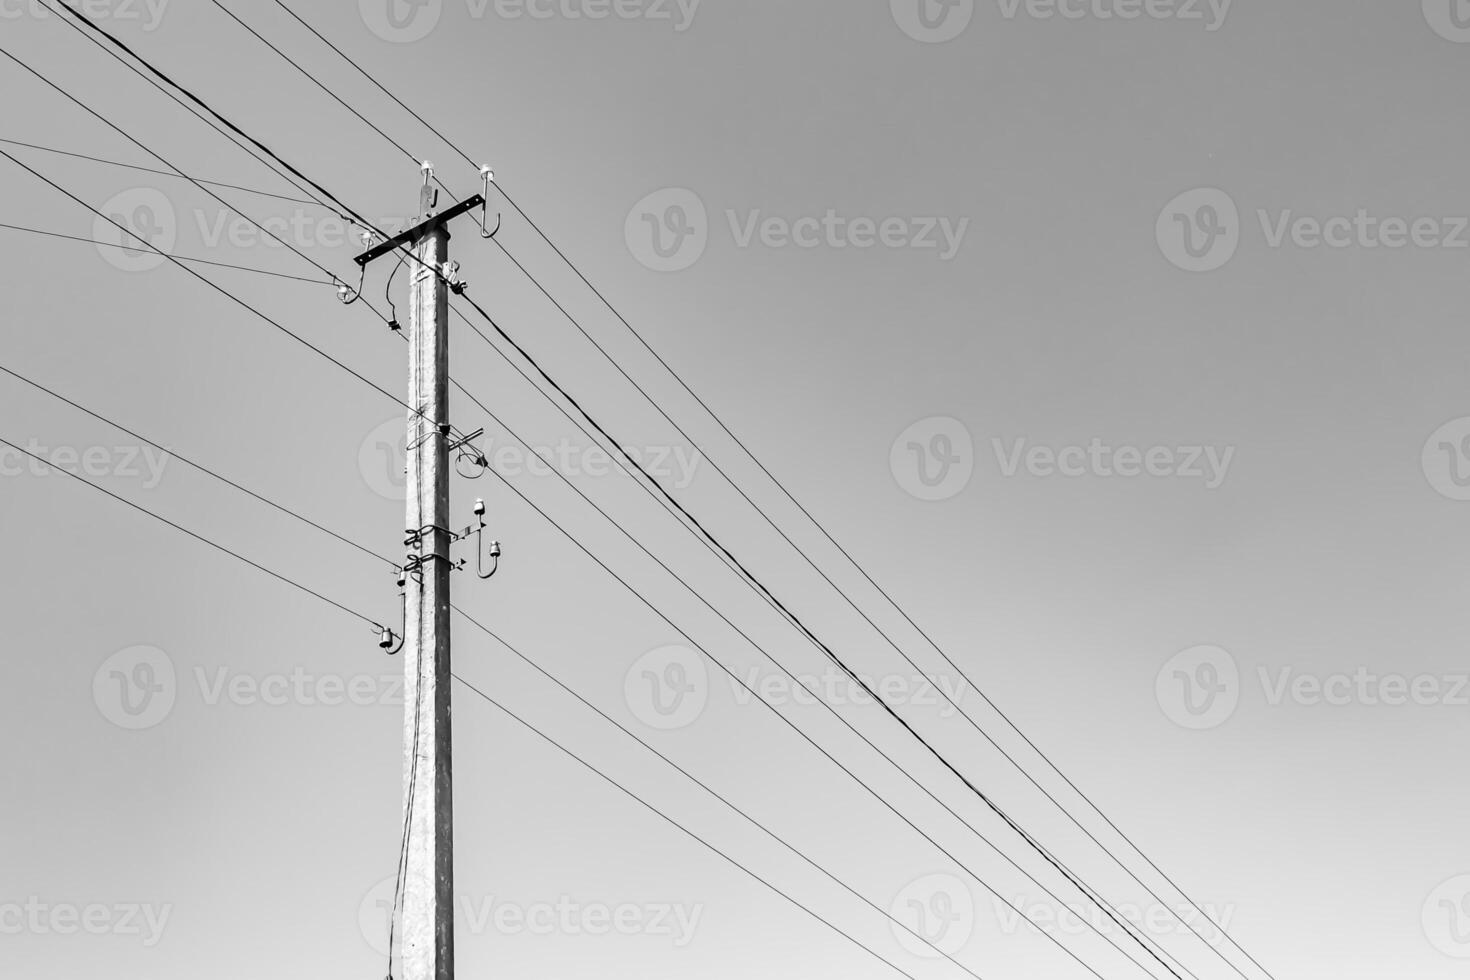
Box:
[353,194,487,268]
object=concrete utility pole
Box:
[401,175,455,980]
[358,170,487,980]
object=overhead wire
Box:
[0,221,333,285]
[255,6,1273,975]
[0,432,939,980]
[165,9,1196,975]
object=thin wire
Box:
[448,419,1132,980]
[5,435,933,980]
[490,180,1279,980]
[41,10,1201,970]
[46,0,385,243]
[184,14,1189,965]
[0,147,410,413]
[258,11,1270,963]
[445,289,1183,980]
[44,12,364,232]
[0,362,396,568]
[0,42,341,283]
[0,435,377,627]
[453,605,1001,980]
[208,1,421,166]
[0,137,321,206]
[450,672,929,980]
[0,222,332,285]
[271,0,478,173]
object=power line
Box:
[0,146,409,414]
[175,17,1192,973]
[46,0,394,253]
[249,11,1271,973]
[0,362,396,568]
[0,435,380,629]
[41,10,1248,973]
[450,672,928,980]
[0,352,998,974]
[0,222,332,285]
[4,432,934,980]
[446,281,1188,980]
[0,137,321,207]
[0,42,343,284]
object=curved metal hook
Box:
[335,263,367,306]
[480,209,502,240]
[479,164,500,239]
[471,499,502,580]
[377,569,408,655]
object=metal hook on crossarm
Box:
[471,498,502,579]
[377,568,408,655]
[335,262,366,305]
[478,165,501,239]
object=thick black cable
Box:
[47,0,385,241]
[490,177,1275,980]
[446,287,1183,980]
[0,42,341,283]
[43,14,363,230]
[207,1,422,167]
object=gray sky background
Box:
[3,1,1469,978]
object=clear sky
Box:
[2,1,1469,979]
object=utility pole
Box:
[358,166,488,980]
